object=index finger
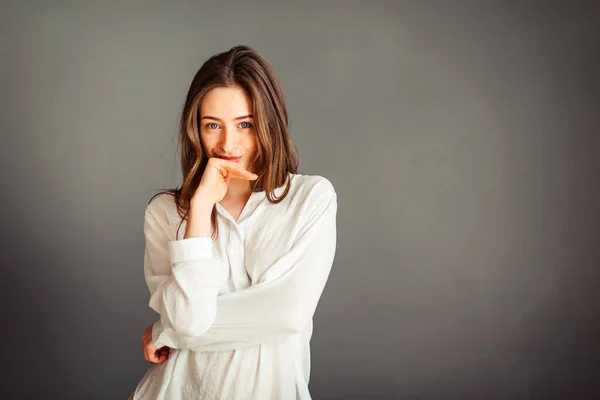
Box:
[221,161,257,179]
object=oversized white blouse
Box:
[131,173,337,400]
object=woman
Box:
[130,45,337,399]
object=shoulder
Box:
[284,174,337,216]
[144,192,178,223]
[288,173,336,200]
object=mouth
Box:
[216,155,243,162]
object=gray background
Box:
[2,1,599,399]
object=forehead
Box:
[200,86,253,118]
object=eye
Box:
[239,121,253,129]
[205,123,219,130]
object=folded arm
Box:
[151,187,337,351]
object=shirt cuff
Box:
[152,319,166,349]
[168,237,214,264]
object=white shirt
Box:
[132,173,337,400]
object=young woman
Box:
[130,45,338,399]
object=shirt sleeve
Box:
[143,201,224,348]
[151,187,337,351]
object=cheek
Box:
[244,135,258,152]
[199,135,215,155]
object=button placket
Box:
[227,219,247,288]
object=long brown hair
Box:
[149,45,299,240]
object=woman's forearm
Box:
[144,199,223,347]
[184,198,215,238]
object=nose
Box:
[220,126,240,153]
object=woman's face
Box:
[199,86,258,173]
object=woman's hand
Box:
[142,324,170,364]
[193,157,258,205]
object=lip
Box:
[216,155,243,162]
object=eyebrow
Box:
[200,114,254,121]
